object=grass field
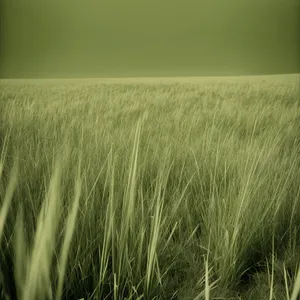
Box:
[0,74,300,299]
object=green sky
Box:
[1,0,299,78]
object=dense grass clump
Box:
[0,75,300,299]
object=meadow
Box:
[0,74,300,299]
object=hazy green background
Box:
[1,0,300,78]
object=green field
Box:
[0,75,300,299]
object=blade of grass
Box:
[291,266,300,300]
[0,160,18,244]
[56,159,82,300]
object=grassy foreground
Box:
[0,75,300,299]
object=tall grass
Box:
[0,75,300,299]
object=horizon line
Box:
[1,73,300,81]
